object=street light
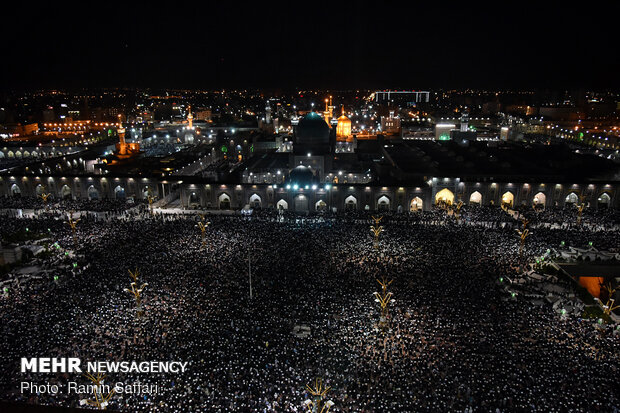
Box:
[370,215,383,249]
[124,269,148,318]
[516,218,530,265]
[373,275,394,328]
[79,372,115,410]
[66,211,80,250]
[304,378,334,413]
[196,215,210,248]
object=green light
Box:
[54,275,59,281]
[589,241,593,246]
[511,292,516,298]
[48,228,51,232]
[3,287,8,293]
[560,241,565,246]
[25,228,29,232]
[439,134,450,141]
[73,263,77,268]
[221,146,228,153]
[499,277,503,283]
[65,252,69,256]
[561,309,566,314]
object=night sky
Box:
[2,2,618,91]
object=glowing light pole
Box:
[373,275,394,328]
[516,218,530,264]
[595,282,619,316]
[124,269,148,318]
[303,378,334,413]
[370,215,383,249]
[39,190,52,210]
[66,211,80,249]
[147,194,156,216]
[454,200,463,222]
[79,372,115,410]
[576,195,586,226]
[196,215,210,248]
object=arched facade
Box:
[435,188,454,205]
[469,191,482,205]
[533,192,546,208]
[114,185,126,200]
[276,199,288,210]
[410,197,423,212]
[60,184,72,199]
[565,192,579,205]
[218,193,231,209]
[344,195,357,211]
[598,193,611,208]
[249,193,262,208]
[88,185,99,200]
[501,191,514,208]
[377,195,390,211]
[294,194,309,211]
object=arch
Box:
[188,191,200,206]
[31,151,39,158]
[142,186,152,199]
[23,151,30,158]
[35,184,45,196]
[469,191,482,205]
[60,184,72,199]
[294,194,309,211]
[315,199,327,211]
[565,192,579,205]
[501,191,514,208]
[218,193,231,209]
[0,151,4,158]
[344,195,357,211]
[10,183,21,197]
[7,151,14,158]
[276,199,288,210]
[410,197,423,212]
[435,188,454,205]
[15,151,22,158]
[597,193,611,209]
[114,185,126,200]
[377,195,390,211]
[87,185,99,200]
[364,204,370,211]
[533,192,546,208]
[249,193,262,208]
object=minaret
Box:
[265,101,272,124]
[460,108,469,132]
[187,105,194,129]
[117,114,126,145]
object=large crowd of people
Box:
[0,201,618,412]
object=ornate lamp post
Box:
[39,189,52,210]
[147,194,156,216]
[79,372,115,410]
[196,215,210,248]
[373,275,394,328]
[66,211,80,249]
[576,195,586,226]
[595,282,619,316]
[516,218,530,265]
[303,378,334,413]
[124,269,148,318]
[370,215,383,249]
[454,200,463,222]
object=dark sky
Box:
[2,1,618,91]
